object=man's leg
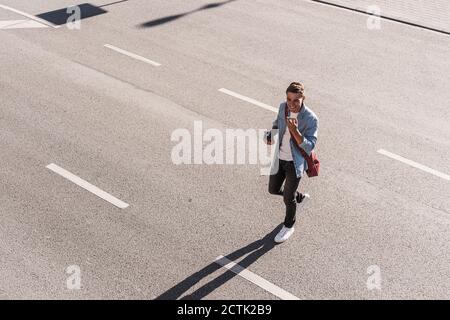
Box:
[282,161,301,228]
[268,159,286,196]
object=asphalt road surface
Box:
[0,0,449,299]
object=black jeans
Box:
[268,159,301,228]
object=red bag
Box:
[298,147,320,177]
[285,106,320,177]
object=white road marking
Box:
[219,88,278,113]
[377,149,450,181]
[0,19,48,29]
[215,255,300,300]
[0,19,27,28]
[104,44,161,66]
[0,4,57,28]
[46,163,129,209]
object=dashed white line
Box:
[215,255,300,300]
[377,149,450,181]
[219,88,278,113]
[104,44,161,67]
[0,4,57,28]
[46,163,129,209]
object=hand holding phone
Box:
[264,130,273,145]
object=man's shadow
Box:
[155,224,282,300]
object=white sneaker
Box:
[274,226,295,243]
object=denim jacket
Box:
[271,102,319,178]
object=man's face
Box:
[286,92,303,112]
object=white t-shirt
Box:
[279,112,299,161]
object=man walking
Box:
[265,82,319,243]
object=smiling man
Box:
[265,82,319,243]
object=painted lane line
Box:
[104,44,161,66]
[219,88,278,113]
[0,19,28,28]
[0,19,49,29]
[46,163,129,209]
[377,149,450,181]
[0,4,57,28]
[215,255,300,300]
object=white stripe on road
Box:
[0,19,49,29]
[377,149,450,181]
[0,20,28,28]
[0,4,57,28]
[104,44,161,66]
[46,163,129,209]
[219,88,278,113]
[215,255,300,300]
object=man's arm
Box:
[272,105,282,130]
[289,117,318,156]
[265,105,282,144]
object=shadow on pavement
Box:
[155,224,282,300]
[35,1,128,26]
[138,0,237,29]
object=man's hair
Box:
[286,82,305,96]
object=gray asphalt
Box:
[0,0,449,299]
